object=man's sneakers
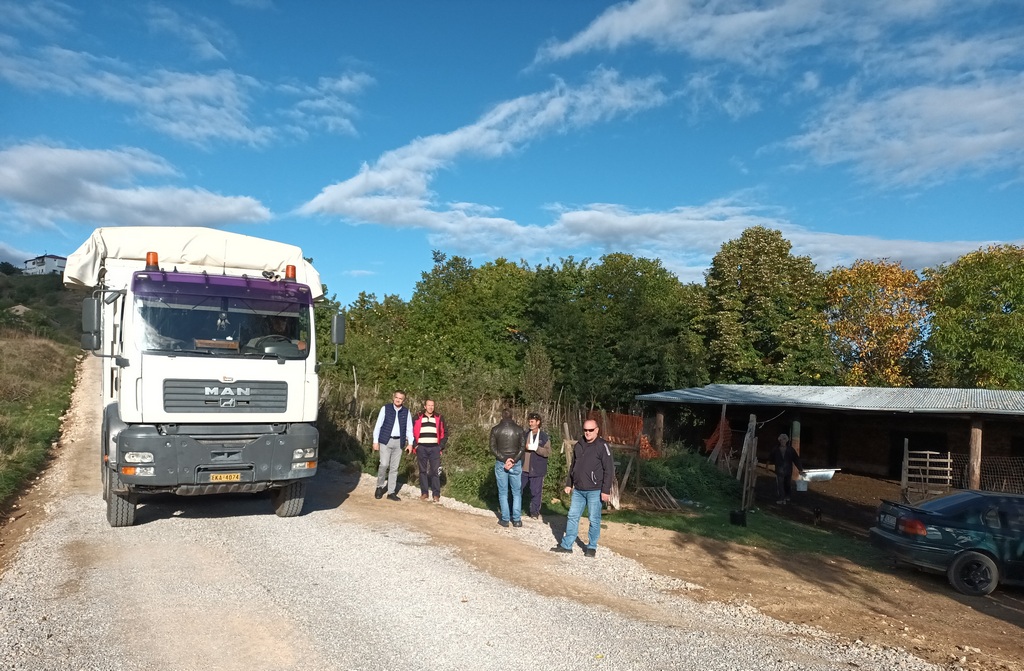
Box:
[512,520,523,528]
[497,519,510,528]
[549,545,596,557]
[432,496,440,503]
[386,493,401,501]
[420,493,429,501]
[374,486,385,500]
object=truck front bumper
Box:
[111,422,318,494]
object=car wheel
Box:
[947,551,998,596]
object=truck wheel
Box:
[948,551,998,596]
[271,481,305,517]
[105,474,137,527]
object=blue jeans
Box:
[560,488,603,550]
[494,460,522,522]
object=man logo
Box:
[204,387,251,396]
[220,398,237,408]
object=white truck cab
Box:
[64,227,343,526]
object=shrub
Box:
[637,446,741,502]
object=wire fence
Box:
[950,453,1024,495]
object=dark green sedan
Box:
[869,490,1024,596]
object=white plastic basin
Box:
[800,468,840,482]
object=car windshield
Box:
[131,271,313,359]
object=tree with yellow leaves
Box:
[822,259,927,387]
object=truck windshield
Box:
[131,271,313,359]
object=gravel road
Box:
[0,358,940,671]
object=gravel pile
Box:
[0,457,941,671]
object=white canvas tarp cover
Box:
[63,227,323,299]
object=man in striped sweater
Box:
[412,399,447,502]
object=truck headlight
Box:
[124,452,154,463]
[292,461,317,470]
[292,448,317,460]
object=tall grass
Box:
[0,333,77,506]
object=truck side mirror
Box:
[81,297,101,351]
[332,312,345,345]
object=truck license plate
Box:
[210,473,242,482]
[880,513,896,529]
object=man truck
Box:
[63,227,343,527]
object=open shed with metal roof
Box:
[636,385,1024,489]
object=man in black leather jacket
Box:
[489,408,525,527]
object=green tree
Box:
[405,253,530,401]
[579,253,706,408]
[335,291,412,391]
[822,259,927,387]
[924,245,1024,389]
[524,254,706,409]
[522,257,590,401]
[702,226,836,384]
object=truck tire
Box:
[105,474,137,527]
[271,481,305,517]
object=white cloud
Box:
[503,200,1006,284]
[299,68,667,223]
[0,0,76,38]
[0,40,371,146]
[0,240,35,265]
[145,5,234,62]
[0,143,271,229]
[536,0,1023,186]
[278,72,375,137]
[788,74,1024,186]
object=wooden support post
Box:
[562,421,574,473]
[969,419,982,490]
[790,417,801,485]
[654,407,664,451]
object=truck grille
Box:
[163,380,288,413]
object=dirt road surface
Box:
[0,357,1020,670]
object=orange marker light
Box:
[120,466,137,476]
[285,264,296,280]
[145,252,159,271]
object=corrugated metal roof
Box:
[636,385,1024,416]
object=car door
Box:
[994,499,1024,582]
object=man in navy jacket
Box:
[551,419,614,557]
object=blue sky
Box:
[1,0,1022,307]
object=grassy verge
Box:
[0,333,77,507]
[606,449,882,563]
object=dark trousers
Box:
[417,445,442,497]
[776,470,793,500]
[521,466,547,516]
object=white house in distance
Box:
[22,254,67,275]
